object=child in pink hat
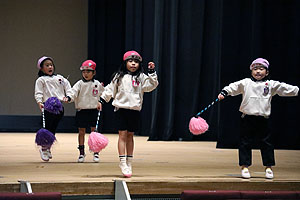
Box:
[99,50,159,177]
[64,60,104,163]
[218,58,298,179]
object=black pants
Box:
[44,108,64,135]
[239,115,275,167]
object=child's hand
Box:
[148,62,155,70]
[97,102,102,111]
[218,94,225,100]
[38,102,44,111]
[63,96,69,103]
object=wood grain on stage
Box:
[0,133,299,195]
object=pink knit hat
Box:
[123,50,142,62]
[250,58,269,70]
[37,56,53,69]
[80,60,96,70]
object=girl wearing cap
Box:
[64,60,104,163]
[99,50,159,177]
[218,58,299,179]
[34,56,71,161]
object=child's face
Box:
[81,70,95,81]
[251,65,269,81]
[126,59,140,73]
[41,59,54,76]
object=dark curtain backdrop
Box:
[88,0,300,149]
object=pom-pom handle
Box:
[196,98,219,117]
[35,108,56,148]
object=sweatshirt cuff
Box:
[99,97,106,104]
[148,68,155,74]
[220,90,228,97]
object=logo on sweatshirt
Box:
[92,85,98,96]
[132,80,140,87]
[263,83,269,96]
[58,78,65,86]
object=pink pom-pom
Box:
[189,116,209,135]
[88,132,109,152]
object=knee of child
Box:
[78,128,86,135]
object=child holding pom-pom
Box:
[34,56,71,161]
[218,58,298,179]
[99,50,159,177]
[64,60,104,163]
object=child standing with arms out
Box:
[35,56,71,162]
[99,50,159,177]
[64,60,104,163]
[218,58,299,179]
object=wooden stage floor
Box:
[0,133,300,196]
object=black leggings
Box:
[239,115,275,167]
[44,108,64,135]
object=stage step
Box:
[1,181,300,196]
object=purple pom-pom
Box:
[88,132,109,152]
[44,97,63,114]
[35,128,56,148]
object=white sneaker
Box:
[39,149,49,162]
[241,167,251,179]
[78,155,85,163]
[47,149,52,159]
[126,157,133,174]
[127,163,132,175]
[93,153,100,163]
[265,168,274,179]
[119,162,131,178]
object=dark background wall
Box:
[0,0,299,149]
[89,0,299,149]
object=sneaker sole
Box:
[123,173,132,178]
[266,175,274,179]
[242,176,250,179]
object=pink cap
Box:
[123,50,142,62]
[37,56,53,69]
[80,60,96,70]
[250,58,269,70]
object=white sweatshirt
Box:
[66,79,104,110]
[101,72,159,111]
[223,78,299,117]
[35,74,71,103]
